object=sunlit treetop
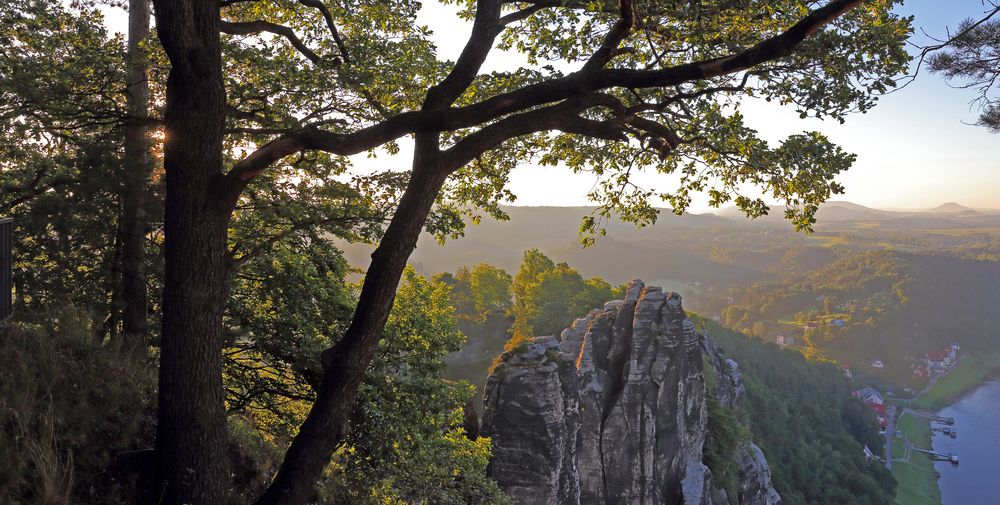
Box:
[210,0,911,240]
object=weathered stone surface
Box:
[483,280,778,505]
[736,442,782,505]
[701,333,745,410]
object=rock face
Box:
[735,442,782,505]
[481,280,779,505]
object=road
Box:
[885,404,897,469]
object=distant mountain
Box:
[717,200,902,222]
[718,200,1000,223]
[338,205,768,285]
[925,202,980,215]
[339,202,1000,282]
[814,201,902,221]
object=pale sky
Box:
[102,0,1000,211]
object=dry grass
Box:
[0,322,155,504]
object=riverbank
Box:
[892,411,940,505]
[912,352,1000,411]
[891,351,1000,505]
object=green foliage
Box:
[470,264,513,322]
[327,267,506,504]
[840,398,884,451]
[436,264,512,327]
[0,0,148,336]
[0,323,156,504]
[225,239,355,439]
[929,16,1000,133]
[704,320,896,505]
[703,396,750,497]
[224,263,504,503]
[509,249,617,343]
[0,0,924,502]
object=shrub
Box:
[0,323,156,504]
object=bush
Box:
[0,323,156,504]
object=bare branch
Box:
[499,4,544,25]
[439,97,627,171]
[891,5,1000,92]
[424,0,504,110]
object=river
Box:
[933,380,1000,505]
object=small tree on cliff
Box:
[147,0,910,502]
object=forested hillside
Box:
[435,251,894,505]
[378,205,1000,390]
[703,320,896,505]
[703,249,1000,386]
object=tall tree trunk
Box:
[255,151,449,505]
[151,0,230,502]
[120,0,152,345]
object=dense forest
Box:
[704,320,896,505]
[2,239,893,504]
[702,247,1000,387]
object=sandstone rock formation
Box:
[481,280,779,505]
[735,442,782,505]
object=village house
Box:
[853,387,888,429]
[855,386,885,405]
[775,335,795,347]
[841,364,853,378]
[912,364,931,380]
[922,342,960,372]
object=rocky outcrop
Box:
[481,280,780,505]
[701,333,745,411]
[735,442,782,505]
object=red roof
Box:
[867,402,887,416]
[925,349,951,360]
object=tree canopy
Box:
[0,0,915,502]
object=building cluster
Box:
[912,342,960,379]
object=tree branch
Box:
[297,0,350,63]
[582,0,635,72]
[439,97,627,171]
[221,0,862,200]
[424,0,504,110]
[220,20,327,65]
